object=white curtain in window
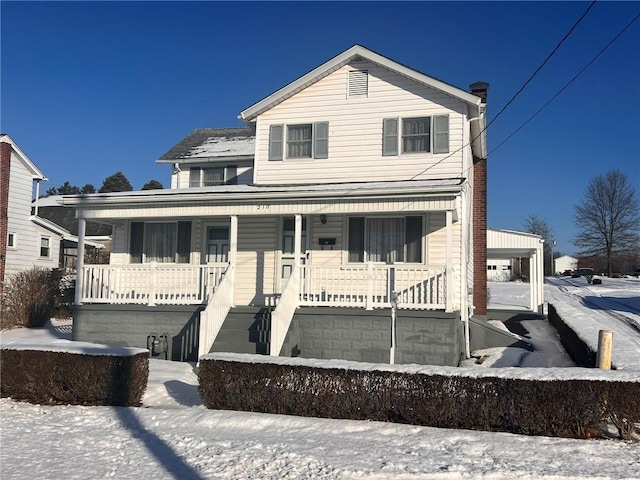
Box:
[367,218,404,262]
[402,118,430,153]
[287,125,312,158]
[145,223,176,263]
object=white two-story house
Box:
[62,45,490,365]
[1,134,64,292]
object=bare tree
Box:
[523,214,555,275]
[573,169,640,276]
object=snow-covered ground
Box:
[1,280,640,480]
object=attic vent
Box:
[348,70,368,97]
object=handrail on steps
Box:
[270,266,301,356]
[198,265,235,359]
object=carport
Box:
[487,228,545,313]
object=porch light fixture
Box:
[320,215,327,224]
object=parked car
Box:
[573,268,595,283]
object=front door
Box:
[279,216,307,291]
[205,226,230,263]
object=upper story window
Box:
[269,122,328,161]
[7,232,16,248]
[383,115,449,156]
[40,236,51,258]
[189,166,237,187]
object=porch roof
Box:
[59,179,464,221]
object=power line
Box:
[486,0,597,131]
[490,10,640,156]
[410,1,598,181]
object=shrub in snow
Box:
[0,349,148,406]
[198,357,640,441]
[1,267,58,329]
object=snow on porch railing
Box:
[78,264,227,306]
[198,264,234,359]
[299,264,447,310]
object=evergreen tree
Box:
[141,179,164,190]
[99,172,133,193]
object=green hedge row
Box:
[1,349,148,406]
[199,358,640,440]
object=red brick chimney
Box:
[470,82,489,317]
[0,139,12,295]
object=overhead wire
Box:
[409,0,599,181]
[489,10,640,156]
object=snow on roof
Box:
[157,127,255,163]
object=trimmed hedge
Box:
[199,358,640,440]
[1,349,148,406]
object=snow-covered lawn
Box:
[1,280,639,479]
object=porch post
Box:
[445,210,453,312]
[229,215,238,307]
[294,214,302,267]
[74,218,86,305]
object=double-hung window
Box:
[269,122,329,160]
[130,221,191,263]
[39,236,51,258]
[189,166,237,187]
[348,216,423,263]
[383,115,449,155]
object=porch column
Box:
[529,250,537,312]
[74,218,86,305]
[294,214,302,267]
[229,215,237,307]
[445,210,453,312]
[535,242,545,312]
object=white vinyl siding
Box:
[254,60,467,185]
[4,154,61,276]
[235,216,278,306]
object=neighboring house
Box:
[555,255,578,275]
[63,45,495,366]
[35,195,111,268]
[0,134,62,290]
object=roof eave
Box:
[60,182,464,208]
[156,154,254,165]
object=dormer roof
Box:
[157,127,255,164]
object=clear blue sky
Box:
[2,1,639,255]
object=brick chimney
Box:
[470,82,489,317]
[0,140,12,294]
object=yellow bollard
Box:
[596,330,613,369]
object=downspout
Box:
[34,179,41,216]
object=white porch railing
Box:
[299,264,447,310]
[198,265,235,358]
[270,266,301,356]
[78,264,227,306]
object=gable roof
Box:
[0,134,47,180]
[157,127,255,164]
[238,44,483,122]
